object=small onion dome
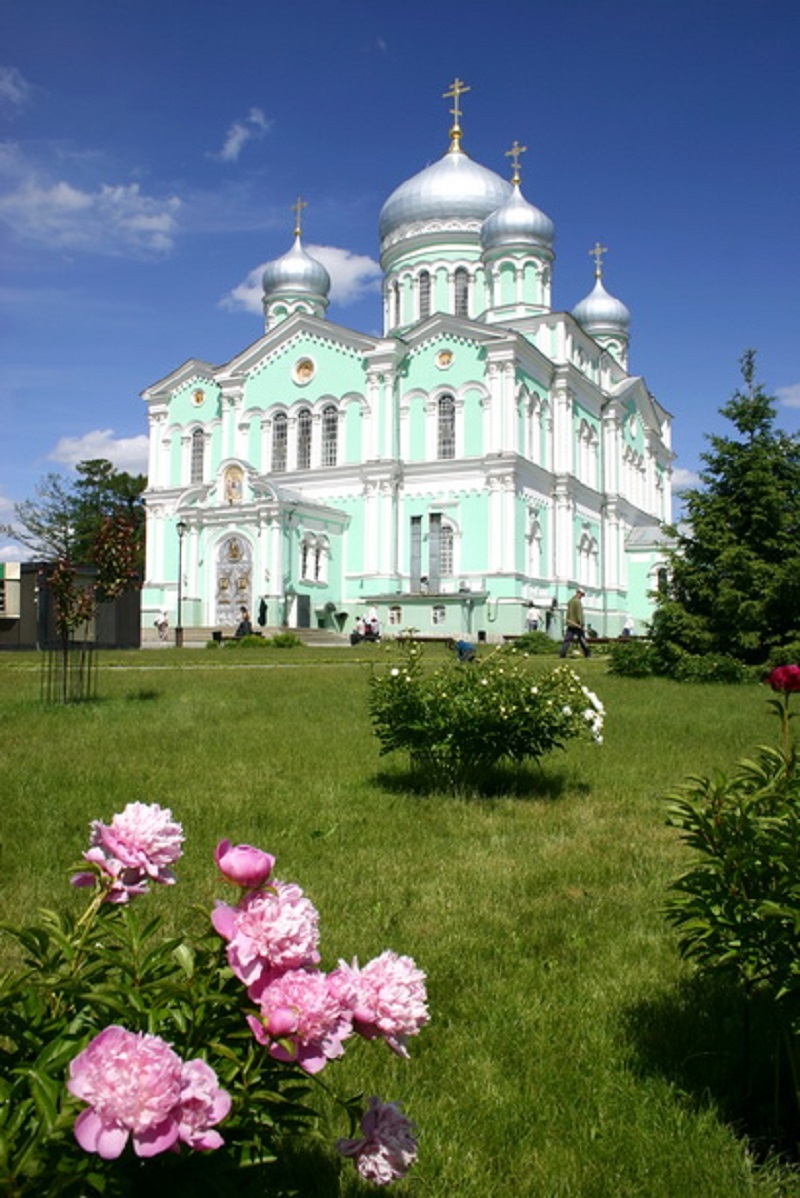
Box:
[480,182,554,252]
[379,144,511,244]
[262,233,331,300]
[571,275,630,334]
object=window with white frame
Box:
[271,412,287,472]
[440,523,454,576]
[527,517,543,578]
[297,408,312,470]
[190,428,205,484]
[454,267,469,318]
[418,270,431,320]
[321,404,338,467]
[437,394,456,460]
[432,604,446,626]
[300,533,329,583]
[388,604,402,626]
[577,531,599,589]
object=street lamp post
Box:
[176,519,188,648]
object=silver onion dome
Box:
[480,182,554,251]
[379,144,512,243]
[262,233,331,299]
[572,276,630,332]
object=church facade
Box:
[141,85,673,641]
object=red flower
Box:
[767,665,800,693]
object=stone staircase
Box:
[141,625,349,649]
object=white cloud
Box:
[215,107,272,163]
[672,466,700,489]
[0,142,181,256]
[0,66,33,113]
[222,244,381,313]
[777,383,800,409]
[49,430,149,474]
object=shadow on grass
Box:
[374,761,590,801]
[126,687,161,701]
[621,972,800,1161]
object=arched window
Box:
[388,604,402,626]
[271,412,287,472]
[321,404,338,467]
[393,281,401,327]
[432,604,446,626]
[297,409,312,470]
[190,428,204,484]
[440,524,454,576]
[419,270,431,320]
[454,267,469,318]
[437,394,456,460]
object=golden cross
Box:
[291,195,308,237]
[505,139,527,184]
[443,77,470,146]
[590,241,608,278]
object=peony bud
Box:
[214,840,275,889]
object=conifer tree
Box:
[651,351,800,665]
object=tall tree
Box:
[2,459,146,568]
[652,351,800,665]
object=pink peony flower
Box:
[330,950,429,1057]
[67,1026,184,1159]
[215,839,275,889]
[247,967,352,1073]
[72,803,184,903]
[212,881,320,996]
[176,1058,231,1150]
[767,664,800,693]
[337,1096,418,1186]
[67,1027,230,1159]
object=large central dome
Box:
[379,143,511,245]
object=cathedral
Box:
[140,81,673,641]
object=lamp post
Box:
[176,519,188,648]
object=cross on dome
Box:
[505,140,527,185]
[590,241,608,279]
[291,196,308,237]
[443,77,471,148]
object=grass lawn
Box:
[1,644,798,1196]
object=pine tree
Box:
[652,351,800,665]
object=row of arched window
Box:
[271,405,339,473]
[389,267,471,327]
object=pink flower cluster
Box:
[767,664,800,693]
[213,841,429,1078]
[337,1097,418,1186]
[330,951,429,1058]
[72,802,184,904]
[68,1026,230,1159]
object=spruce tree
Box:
[652,351,800,665]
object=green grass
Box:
[1,648,798,1196]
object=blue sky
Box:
[2,0,798,558]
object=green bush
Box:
[508,631,558,655]
[607,640,655,677]
[766,640,800,668]
[672,652,749,685]
[369,642,604,793]
[267,632,302,649]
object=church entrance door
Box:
[215,536,252,627]
[296,593,311,628]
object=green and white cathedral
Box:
[141,85,673,641]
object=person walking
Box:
[559,589,591,658]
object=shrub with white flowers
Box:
[370,642,604,792]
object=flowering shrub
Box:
[369,641,604,792]
[0,806,427,1196]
